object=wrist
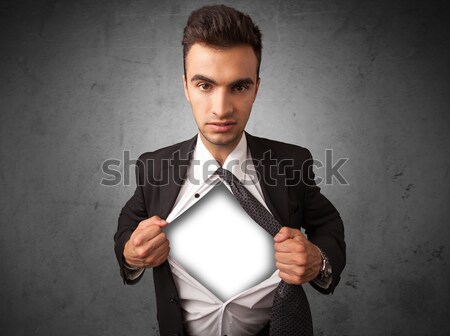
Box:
[122,247,141,271]
[123,258,142,271]
[317,248,332,282]
[123,240,141,270]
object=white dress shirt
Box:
[166,133,281,336]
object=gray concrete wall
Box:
[1,0,449,335]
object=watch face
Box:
[319,251,332,278]
[323,260,332,278]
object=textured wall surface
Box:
[1,0,449,335]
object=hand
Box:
[123,216,170,268]
[274,227,322,285]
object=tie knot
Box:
[215,167,236,185]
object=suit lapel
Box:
[158,135,197,220]
[245,132,290,227]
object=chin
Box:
[204,132,241,146]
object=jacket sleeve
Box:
[113,154,149,285]
[302,149,346,294]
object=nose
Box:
[212,88,233,118]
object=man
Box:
[114,5,345,336]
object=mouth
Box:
[207,121,237,132]
[208,121,236,126]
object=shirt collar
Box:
[193,133,249,185]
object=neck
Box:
[199,133,243,166]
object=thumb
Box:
[142,215,169,228]
[154,217,169,228]
[274,226,297,242]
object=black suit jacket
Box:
[114,132,346,336]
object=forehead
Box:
[185,43,258,81]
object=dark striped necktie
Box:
[215,167,313,336]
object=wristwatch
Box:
[315,248,333,288]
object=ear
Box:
[183,75,190,102]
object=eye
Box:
[233,85,248,93]
[198,83,212,91]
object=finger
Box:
[274,227,302,243]
[147,231,168,251]
[274,250,307,265]
[132,225,163,247]
[274,239,306,253]
[144,240,170,267]
[276,261,306,278]
[137,242,167,268]
[278,270,303,285]
[139,216,169,229]
[138,232,168,257]
[153,245,170,267]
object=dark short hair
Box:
[182,5,262,77]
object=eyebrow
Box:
[190,74,255,87]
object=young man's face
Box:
[183,43,260,155]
